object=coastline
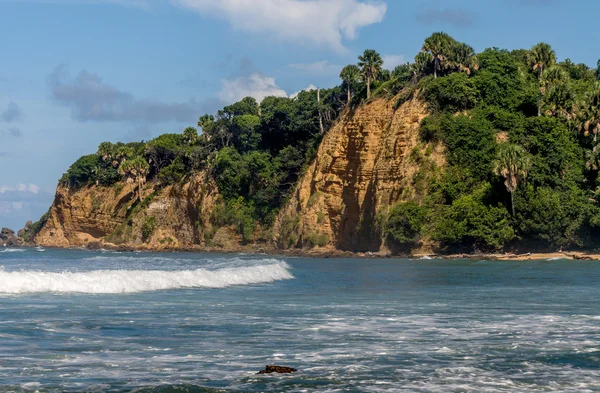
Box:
[8,242,600,261]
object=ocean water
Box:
[0,248,599,392]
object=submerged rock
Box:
[257,365,297,374]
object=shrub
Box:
[158,157,186,185]
[424,72,478,113]
[305,231,329,248]
[141,216,157,243]
[61,154,99,189]
[384,202,429,246]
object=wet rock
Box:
[1,227,22,246]
[257,365,297,374]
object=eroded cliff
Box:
[35,94,442,253]
[36,171,222,250]
[274,94,443,252]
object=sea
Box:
[0,248,599,392]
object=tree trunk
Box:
[318,88,324,135]
[510,191,515,217]
[347,85,351,104]
[138,178,143,203]
[538,67,543,117]
[367,76,371,99]
[434,58,438,79]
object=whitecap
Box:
[0,261,293,294]
[0,248,25,253]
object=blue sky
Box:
[1,0,599,230]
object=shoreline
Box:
[7,243,600,261]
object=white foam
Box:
[0,262,293,294]
[0,248,25,253]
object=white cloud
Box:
[290,84,318,99]
[0,184,40,194]
[172,0,388,52]
[219,73,287,104]
[288,60,341,74]
[383,54,406,70]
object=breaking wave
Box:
[0,262,293,294]
[0,248,26,253]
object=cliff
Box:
[274,94,443,252]
[36,171,223,250]
[34,94,442,253]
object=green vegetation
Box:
[381,33,600,253]
[58,32,600,253]
[141,216,157,243]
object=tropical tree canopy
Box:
[358,49,383,98]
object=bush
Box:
[432,184,515,251]
[158,157,186,185]
[384,202,429,246]
[424,72,478,113]
[305,231,329,248]
[419,114,446,143]
[61,154,99,189]
[141,216,157,243]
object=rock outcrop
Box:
[1,228,22,247]
[257,365,297,374]
[35,171,222,249]
[274,94,442,252]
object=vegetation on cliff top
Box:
[56,32,600,253]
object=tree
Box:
[453,42,479,75]
[118,156,149,203]
[413,52,433,79]
[528,42,557,116]
[596,59,600,80]
[183,127,199,145]
[358,49,383,99]
[422,32,455,78]
[493,143,532,216]
[339,64,361,103]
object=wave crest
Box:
[0,262,293,294]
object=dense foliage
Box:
[380,33,600,252]
[59,33,600,252]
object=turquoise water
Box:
[0,248,599,392]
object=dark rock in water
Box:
[0,227,22,246]
[257,365,297,374]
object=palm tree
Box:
[183,127,199,145]
[97,142,114,163]
[583,89,600,147]
[339,64,361,103]
[528,42,557,116]
[118,156,149,203]
[412,52,433,79]
[422,32,454,79]
[358,49,383,99]
[493,144,532,216]
[453,42,479,75]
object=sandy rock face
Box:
[274,96,438,252]
[35,172,221,249]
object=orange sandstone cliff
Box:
[274,95,443,252]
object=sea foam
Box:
[0,262,293,294]
[0,248,26,253]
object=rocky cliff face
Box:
[274,95,442,252]
[36,171,221,250]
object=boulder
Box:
[257,365,297,374]
[0,227,22,246]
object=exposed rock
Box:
[35,171,223,250]
[274,94,443,253]
[1,227,22,246]
[257,365,297,374]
